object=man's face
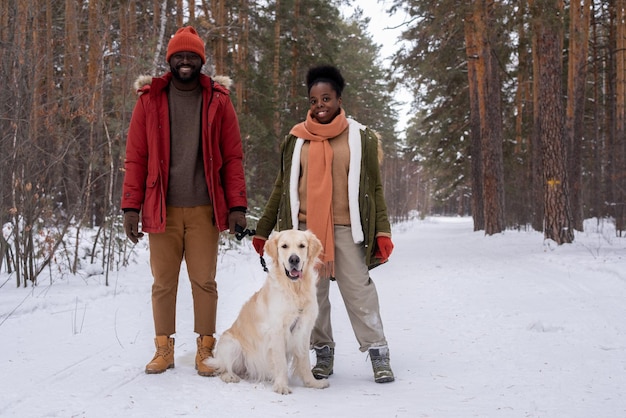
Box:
[169,52,203,84]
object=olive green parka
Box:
[255,118,391,270]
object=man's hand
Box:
[123,211,144,244]
[228,210,247,234]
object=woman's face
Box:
[309,81,342,124]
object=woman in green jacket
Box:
[253,65,395,383]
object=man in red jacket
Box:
[121,26,248,376]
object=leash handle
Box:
[234,225,268,272]
[235,224,256,241]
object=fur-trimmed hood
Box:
[133,74,233,96]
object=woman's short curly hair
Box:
[306,65,345,97]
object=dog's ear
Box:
[265,232,278,261]
[305,230,323,260]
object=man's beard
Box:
[170,64,202,84]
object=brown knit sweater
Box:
[166,84,211,207]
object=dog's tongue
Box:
[290,269,302,278]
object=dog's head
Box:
[265,229,323,281]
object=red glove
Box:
[252,236,267,256]
[374,236,394,262]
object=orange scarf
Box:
[289,109,349,278]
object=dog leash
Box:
[234,225,269,272]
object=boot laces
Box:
[152,344,172,361]
[197,337,215,360]
[371,355,391,371]
[368,348,392,374]
[157,346,169,355]
[197,345,212,360]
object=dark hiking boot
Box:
[368,346,395,383]
[311,345,334,379]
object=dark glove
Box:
[374,236,393,262]
[123,211,144,244]
[252,236,267,256]
[228,210,247,234]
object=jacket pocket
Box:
[142,172,162,229]
[146,171,159,188]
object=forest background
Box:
[1,0,625,287]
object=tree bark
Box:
[176,0,183,27]
[589,9,603,220]
[235,0,249,113]
[464,6,484,231]
[153,0,168,72]
[465,0,505,235]
[613,0,626,234]
[530,0,574,244]
[565,0,591,231]
[272,0,282,139]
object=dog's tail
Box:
[204,334,244,376]
[203,356,223,372]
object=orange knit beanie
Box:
[166,26,206,64]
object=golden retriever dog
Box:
[205,229,329,394]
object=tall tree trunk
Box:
[32,1,42,143]
[272,0,282,139]
[589,8,603,220]
[530,0,574,244]
[44,0,55,128]
[514,0,530,156]
[290,0,301,120]
[606,5,617,226]
[465,0,505,235]
[176,0,183,27]
[0,0,8,43]
[514,0,534,226]
[464,6,484,231]
[614,0,626,234]
[63,0,79,116]
[566,0,592,231]
[11,0,31,286]
[235,0,249,113]
[153,0,168,72]
[530,38,544,232]
[85,0,108,228]
[188,0,195,22]
[212,0,227,75]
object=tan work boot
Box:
[195,335,216,376]
[145,335,175,374]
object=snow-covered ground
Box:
[1,216,625,417]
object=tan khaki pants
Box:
[148,205,219,336]
[310,225,388,352]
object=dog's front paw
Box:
[305,378,330,389]
[272,383,292,395]
[220,372,241,384]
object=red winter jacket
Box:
[121,73,247,233]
